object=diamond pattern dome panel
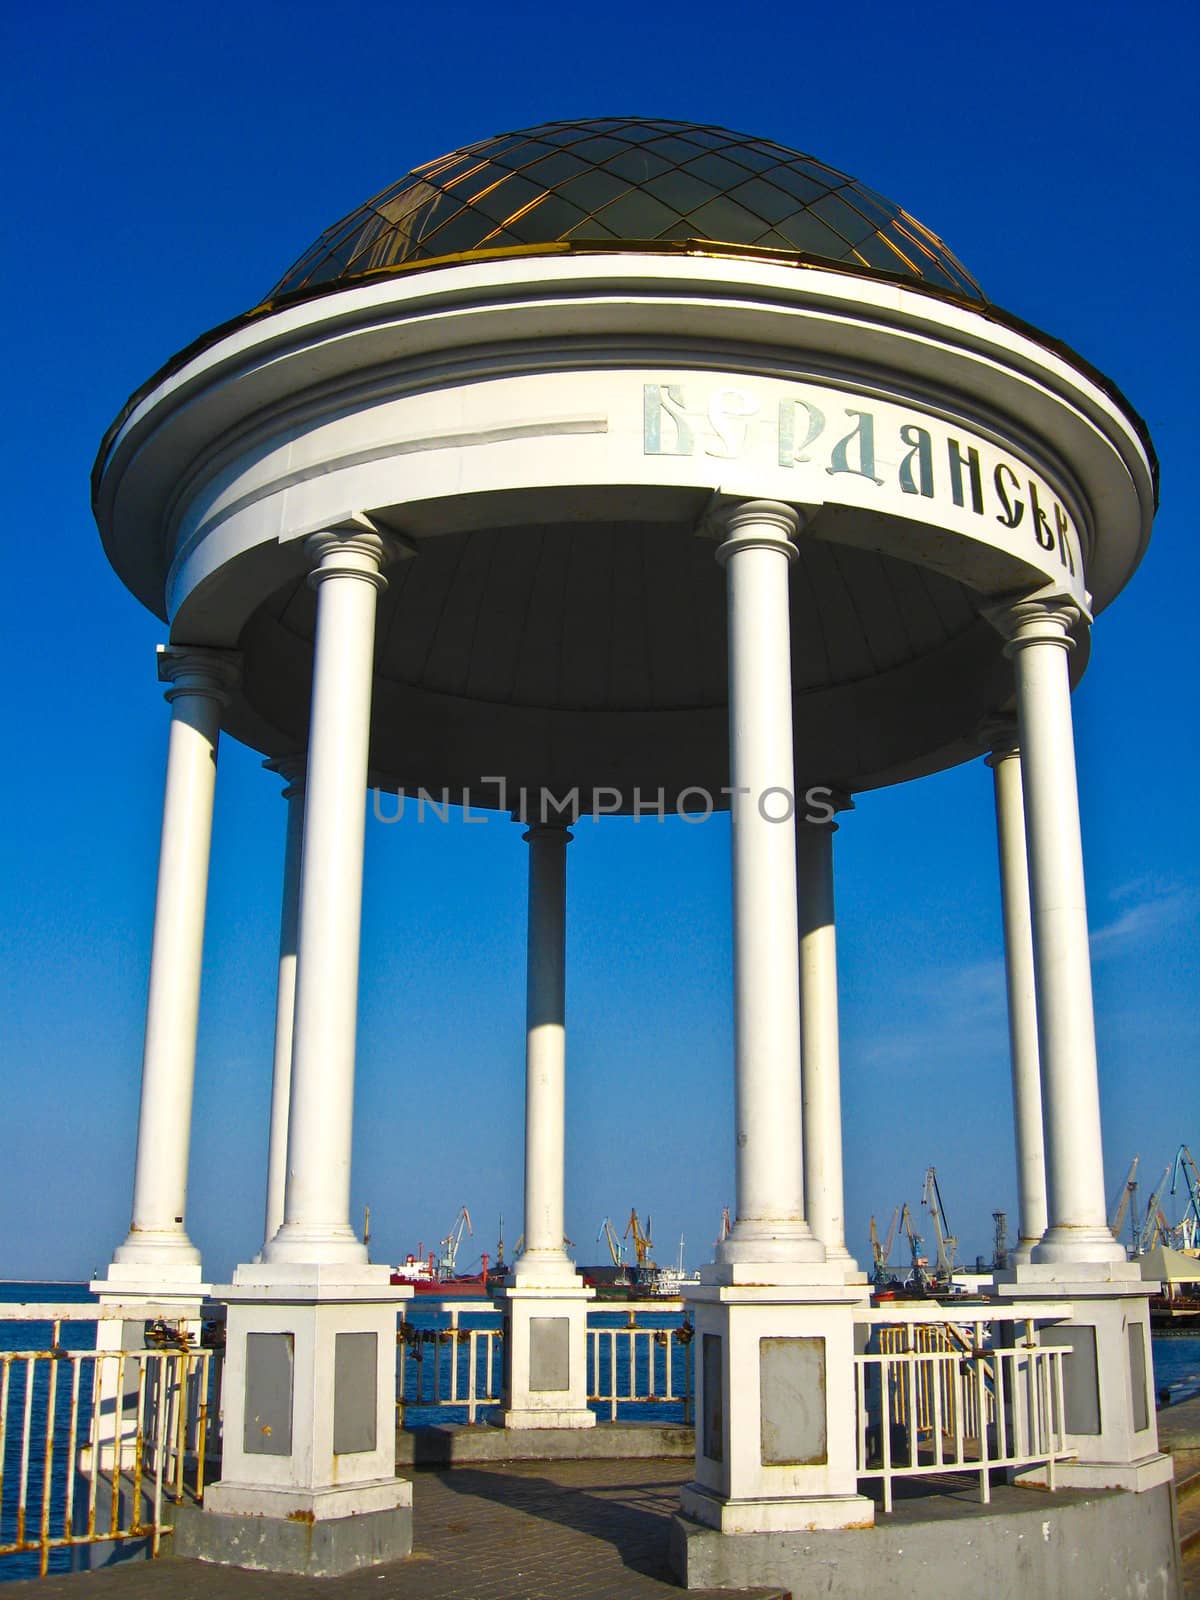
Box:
[270,118,984,302]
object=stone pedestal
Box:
[200,1262,413,1575]
[496,1280,596,1430]
[680,1271,873,1534]
[996,1263,1172,1492]
[85,1271,210,1473]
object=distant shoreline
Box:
[0,1278,88,1287]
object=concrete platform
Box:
[672,1474,1181,1598]
[395,1421,695,1466]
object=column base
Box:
[210,1261,411,1534]
[81,1277,212,1476]
[260,1224,369,1266]
[1031,1224,1128,1267]
[92,1258,209,1302]
[497,1281,595,1429]
[176,1481,411,1577]
[110,1229,202,1271]
[506,1254,584,1289]
[994,1264,1161,1479]
[679,1481,873,1533]
[493,1406,597,1431]
[685,1281,870,1530]
[715,1220,826,1268]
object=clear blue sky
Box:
[1,1,1196,1283]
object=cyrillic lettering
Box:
[899,424,935,498]
[827,409,884,485]
[947,438,984,514]
[778,398,825,468]
[643,384,693,456]
[994,463,1024,529]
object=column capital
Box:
[264,753,306,798]
[981,716,1021,766]
[515,814,574,846]
[984,593,1089,657]
[797,786,853,830]
[711,499,804,565]
[305,525,402,592]
[157,644,241,705]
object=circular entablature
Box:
[93,129,1154,809]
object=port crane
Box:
[901,1203,931,1289]
[869,1207,900,1284]
[922,1167,958,1278]
[597,1217,625,1268]
[438,1205,472,1278]
[1168,1145,1200,1252]
[1108,1156,1139,1245]
[625,1209,654,1267]
[1135,1164,1174,1255]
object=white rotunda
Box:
[92,119,1172,1591]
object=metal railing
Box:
[1,1292,1081,1575]
[588,1308,694,1423]
[855,1303,1071,1513]
[395,1300,694,1425]
[398,1304,502,1425]
[0,1304,214,1577]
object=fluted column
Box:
[992,598,1122,1266]
[113,645,240,1273]
[512,821,576,1284]
[716,501,822,1267]
[985,725,1048,1262]
[797,805,855,1267]
[264,529,391,1266]
[261,755,306,1254]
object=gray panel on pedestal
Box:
[760,1335,827,1466]
[702,1333,723,1462]
[1041,1324,1101,1436]
[529,1317,570,1391]
[244,1332,294,1455]
[1128,1321,1149,1432]
[334,1331,378,1454]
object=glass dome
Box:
[270,118,984,303]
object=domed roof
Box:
[270,118,984,303]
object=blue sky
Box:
[1,1,1196,1282]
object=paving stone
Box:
[1,1461,785,1600]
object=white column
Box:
[796,808,855,1268]
[512,821,575,1284]
[996,599,1122,1266]
[499,815,593,1430]
[264,530,390,1266]
[716,501,821,1267]
[985,727,1048,1261]
[111,645,239,1275]
[261,755,306,1254]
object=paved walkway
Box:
[4,1461,783,1600]
[7,1421,1200,1599]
